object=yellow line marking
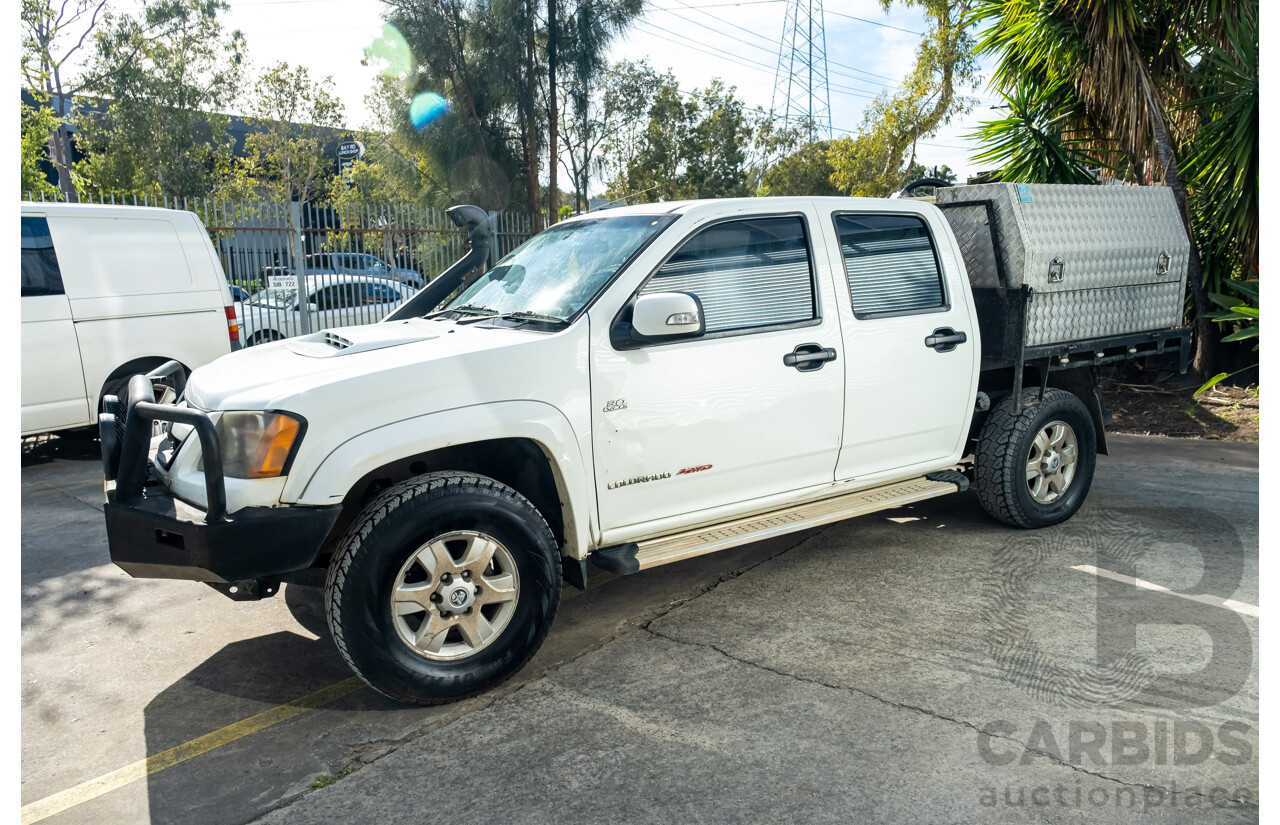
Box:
[20,676,365,825]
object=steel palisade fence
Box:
[23,191,533,347]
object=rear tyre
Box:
[974,388,1097,529]
[325,472,562,705]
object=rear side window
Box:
[22,216,64,297]
[835,214,945,318]
[642,216,815,334]
[361,282,399,304]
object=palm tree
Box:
[973,0,1257,377]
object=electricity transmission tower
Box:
[771,0,832,141]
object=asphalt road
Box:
[21,433,1258,824]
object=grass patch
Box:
[310,768,355,790]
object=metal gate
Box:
[23,191,534,346]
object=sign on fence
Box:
[267,274,298,291]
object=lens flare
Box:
[410,92,451,131]
[365,23,411,77]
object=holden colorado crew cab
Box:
[99,187,1191,705]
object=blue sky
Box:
[103,0,1001,183]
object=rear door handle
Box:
[924,328,967,353]
[783,343,838,371]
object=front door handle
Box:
[924,328,967,353]
[783,343,838,371]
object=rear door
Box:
[589,209,846,536]
[21,215,90,433]
[824,209,979,483]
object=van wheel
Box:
[99,367,183,413]
[325,472,562,705]
[974,388,1097,529]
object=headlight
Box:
[214,411,305,479]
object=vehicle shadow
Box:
[21,429,102,468]
[139,585,413,825]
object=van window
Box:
[21,217,65,297]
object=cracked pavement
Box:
[22,434,1258,824]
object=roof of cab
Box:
[558,196,935,225]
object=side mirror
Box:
[613,291,705,349]
[306,302,319,313]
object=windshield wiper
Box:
[499,311,570,326]
[426,304,498,320]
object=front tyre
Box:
[974,388,1097,529]
[326,472,562,705]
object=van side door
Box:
[21,215,90,433]
[823,208,980,483]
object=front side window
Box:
[441,214,675,321]
[642,216,815,334]
[835,214,945,318]
[313,284,361,311]
[21,216,64,297]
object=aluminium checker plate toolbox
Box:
[934,183,1190,347]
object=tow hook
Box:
[206,578,281,601]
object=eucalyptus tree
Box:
[560,59,661,211]
[74,0,245,199]
[826,0,979,197]
[20,0,207,200]
[384,0,543,221]
[238,62,346,205]
[550,0,643,217]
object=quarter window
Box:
[835,214,945,317]
[21,216,64,297]
[642,216,815,334]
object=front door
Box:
[823,210,979,482]
[589,212,846,536]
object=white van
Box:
[21,203,238,436]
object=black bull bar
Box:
[100,360,228,523]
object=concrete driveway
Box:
[21,434,1258,824]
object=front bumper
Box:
[101,362,340,590]
[105,484,340,584]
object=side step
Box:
[593,473,967,574]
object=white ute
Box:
[100,189,1192,704]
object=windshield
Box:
[441,214,674,321]
[248,287,298,309]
